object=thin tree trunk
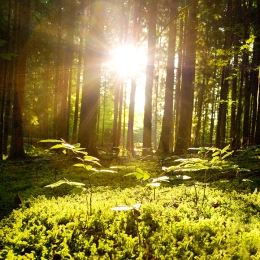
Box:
[174,14,184,146]
[53,1,62,139]
[143,0,157,154]
[127,78,136,154]
[9,0,31,159]
[194,75,206,147]
[78,2,105,156]
[72,37,83,142]
[215,0,232,148]
[250,32,260,144]
[158,0,177,154]
[112,81,120,147]
[175,0,198,153]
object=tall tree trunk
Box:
[215,0,232,148]
[116,84,124,147]
[174,14,184,146]
[2,0,14,155]
[78,1,105,156]
[175,0,198,153]
[143,0,157,154]
[0,0,13,159]
[126,0,140,155]
[194,75,206,147]
[251,0,260,144]
[72,37,83,142]
[9,0,31,159]
[158,0,177,154]
[60,0,76,142]
[233,51,246,149]
[53,0,63,139]
[112,80,120,148]
[127,78,136,154]
[251,0,260,145]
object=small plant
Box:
[111,203,142,245]
[40,139,101,215]
[147,176,170,200]
[124,167,150,181]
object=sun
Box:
[110,44,145,78]
[109,44,147,113]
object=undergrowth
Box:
[0,143,260,259]
[1,186,260,259]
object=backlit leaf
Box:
[73,163,85,168]
[45,180,67,188]
[50,144,64,149]
[153,176,169,182]
[111,205,133,211]
[39,139,63,143]
[147,182,161,188]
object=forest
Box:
[0,0,259,159]
[1,0,260,259]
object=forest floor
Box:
[1,145,260,220]
[1,146,260,259]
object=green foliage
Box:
[164,145,236,174]
[124,167,150,181]
[0,142,259,258]
[41,139,101,215]
[1,186,260,259]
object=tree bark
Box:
[143,0,157,154]
[175,0,198,153]
[215,0,232,148]
[9,0,31,159]
[158,0,177,154]
[78,1,105,156]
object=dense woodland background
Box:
[0,0,260,159]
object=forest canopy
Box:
[0,0,259,159]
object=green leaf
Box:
[45,180,68,188]
[135,171,144,180]
[111,205,133,211]
[84,155,99,161]
[211,156,219,163]
[153,176,169,182]
[142,172,150,181]
[39,139,63,143]
[221,151,233,160]
[45,179,85,188]
[50,144,64,149]
[212,150,220,157]
[73,163,85,168]
[221,144,231,154]
[85,165,93,171]
[92,161,102,166]
[62,143,75,149]
[75,150,89,156]
[67,181,85,186]
[242,179,253,182]
[237,168,250,173]
[135,168,143,173]
[73,148,85,151]
[147,182,161,188]
[73,164,93,171]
